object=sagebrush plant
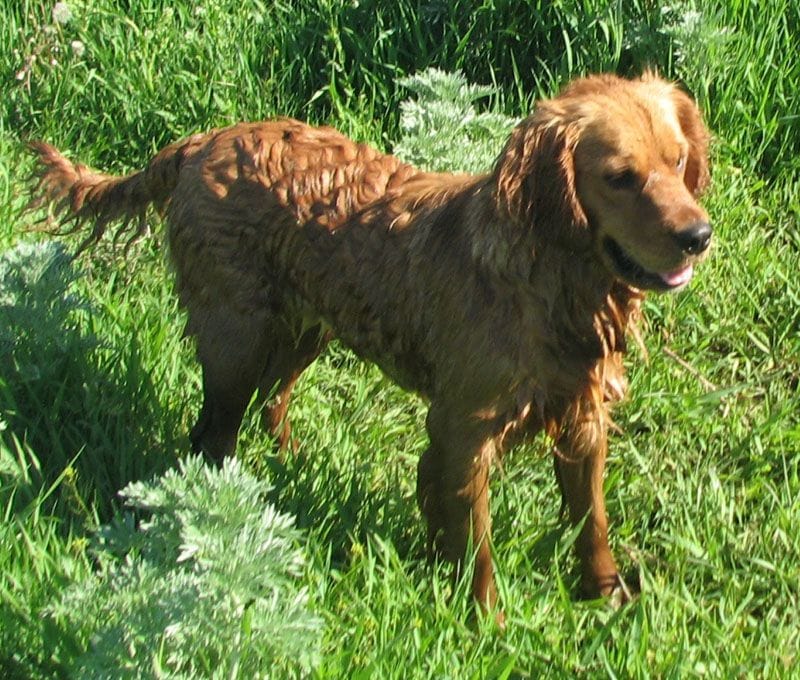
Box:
[0,235,183,516]
[0,240,92,384]
[47,455,322,679]
[0,240,95,508]
[394,69,516,173]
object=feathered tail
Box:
[28,133,208,254]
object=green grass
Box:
[2,0,800,677]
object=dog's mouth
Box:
[603,238,694,292]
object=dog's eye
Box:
[605,169,637,191]
[676,155,687,174]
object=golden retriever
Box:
[30,73,711,617]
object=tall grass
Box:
[1,0,799,677]
[4,0,797,178]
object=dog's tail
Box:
[28,133,207,254]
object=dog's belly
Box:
[284,293,435,398]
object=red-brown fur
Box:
[29,73,711,617]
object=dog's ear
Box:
[671,87,710,196]
[493,108,587,238]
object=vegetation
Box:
[48,454,321,678]
[1,0,798,676]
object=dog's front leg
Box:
[422,403,499,618]
[554,420,621,598]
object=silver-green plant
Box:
[394,68,516,174]
[0,240,91,382]
[47,455,322,679]
[657,2,733,104]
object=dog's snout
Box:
[674,221,712,255]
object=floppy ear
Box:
[671,87,710,196]
[493,108,587,240]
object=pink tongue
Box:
[660,264,694,287]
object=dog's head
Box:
[494,73,711,292]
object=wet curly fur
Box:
[30,73,711,616]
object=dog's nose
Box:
[674,221,712,255]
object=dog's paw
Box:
[607,572,639,609]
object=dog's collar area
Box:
[603,237,693,292]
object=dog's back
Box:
[30,119,417,253]
[30,120,457,455]
[159,121,418,318]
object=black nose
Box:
[674,221,712,255]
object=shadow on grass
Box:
[0,237,594,609]
[262,432,424,568]
[0,241,185,522]
[259,388,574,598]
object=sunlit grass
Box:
[1,0,799,677]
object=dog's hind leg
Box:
[257,325,328,454]
[416,444,445,560]
[189,310,270,463]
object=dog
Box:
[30,73,711,618]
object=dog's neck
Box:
[529,245,644,441]
[475,198,644,364]
[474,190,641,359]
[461,175,643,362]
[571,256,638,340]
